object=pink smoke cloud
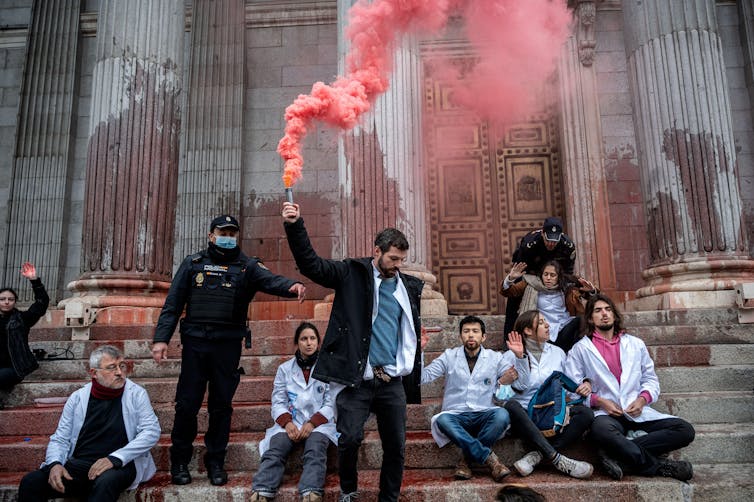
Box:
[278,0,571,187]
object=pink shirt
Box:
[589,330,652,407]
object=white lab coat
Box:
[42,379,160,491]
[259,358,338,455]
[565,333,675,422]
[421,346,530,447]
[511,342,568,409]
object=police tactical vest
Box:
[185,254,248,326]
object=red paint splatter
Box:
[278,0,571,187]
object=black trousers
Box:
[504,401,594,460]
[0,366,22,390]
[17,458,136,502]
[171,335,242,467]
[589,415,695,475]
[336,378,406,502]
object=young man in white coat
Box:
[420,315,529,481]
[17,345,160,501]
[251,322,337,502]
[565,294,695,481]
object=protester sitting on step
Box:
[505,310,594,479]
[17,345,160,502]
[251,322,337,502]
[565,294,696,481]
[503,216,576,337]
[420,315,529,482]
[0,262,49,393]
[500,259,597,353]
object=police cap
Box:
[542,216,563,242]
[210,215,240,232]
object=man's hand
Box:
[598,397,624,417]
[575,380,592,397]
[48,464,72,493]
[282,202,300,223]
[289,283,306,303]
[506,331,525,358]
[624,396,647,417]
[20,261,37,280]
[88,457,114,480]
[507,262,527,282]
[297,421,314,441]
[151,342,168,363]
[498,366,518,385]
[285,421,299,441]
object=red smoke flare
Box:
[278,0,570,187]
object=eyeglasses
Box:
[98,363,128,373]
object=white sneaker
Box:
[513,451,543,476]
[552,453,593,479]
[338,492,358,502]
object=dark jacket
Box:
[153,248,299,343]
[284,218,424,404]
[513,230,576,275]
[2,278,49,379]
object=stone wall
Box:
[243,20,339,301]
[719,2,754,257]
[595,5,648,292]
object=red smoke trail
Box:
[278,0,571,187]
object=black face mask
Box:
[295,349,319,370]
[208,241,241,262]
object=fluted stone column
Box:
[175,0,244,265]
[558,0,617,292]
[623,0,754,308]
[334,0,447,316]
[3,0,80,303]
[66,0,184,307]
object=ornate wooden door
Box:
[423,55,565,314]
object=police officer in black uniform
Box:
[503,216,576,336]
[151,215,306,487]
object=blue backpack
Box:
[527,370,585,437]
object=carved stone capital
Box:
[576,1,597,66]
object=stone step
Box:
[5,363,754,407]
[3,388,751,438]
[25,342,754,381]
[0,463,751,502]
[0,422,750,473]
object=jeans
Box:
[435,408,511,464]
[589,415,695,475]
[336,378,406,502]
[17,458,136,502]
[252,431,331,496]
[171,335,243,467]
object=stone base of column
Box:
[61,275,172,308]
[633,258,754,310]
[311,265,449,320]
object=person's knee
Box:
[589,416,621,440]
[491,408,511,429]
[676,420,696,445]
[435,413,458,435]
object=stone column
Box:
[558,0,617,291]
[66,0,184,307]
[3,0,80,303]
[623,0,754,308]
[334,0,446,315]
[175,0,244,264]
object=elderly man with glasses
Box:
[17,345,160,502]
